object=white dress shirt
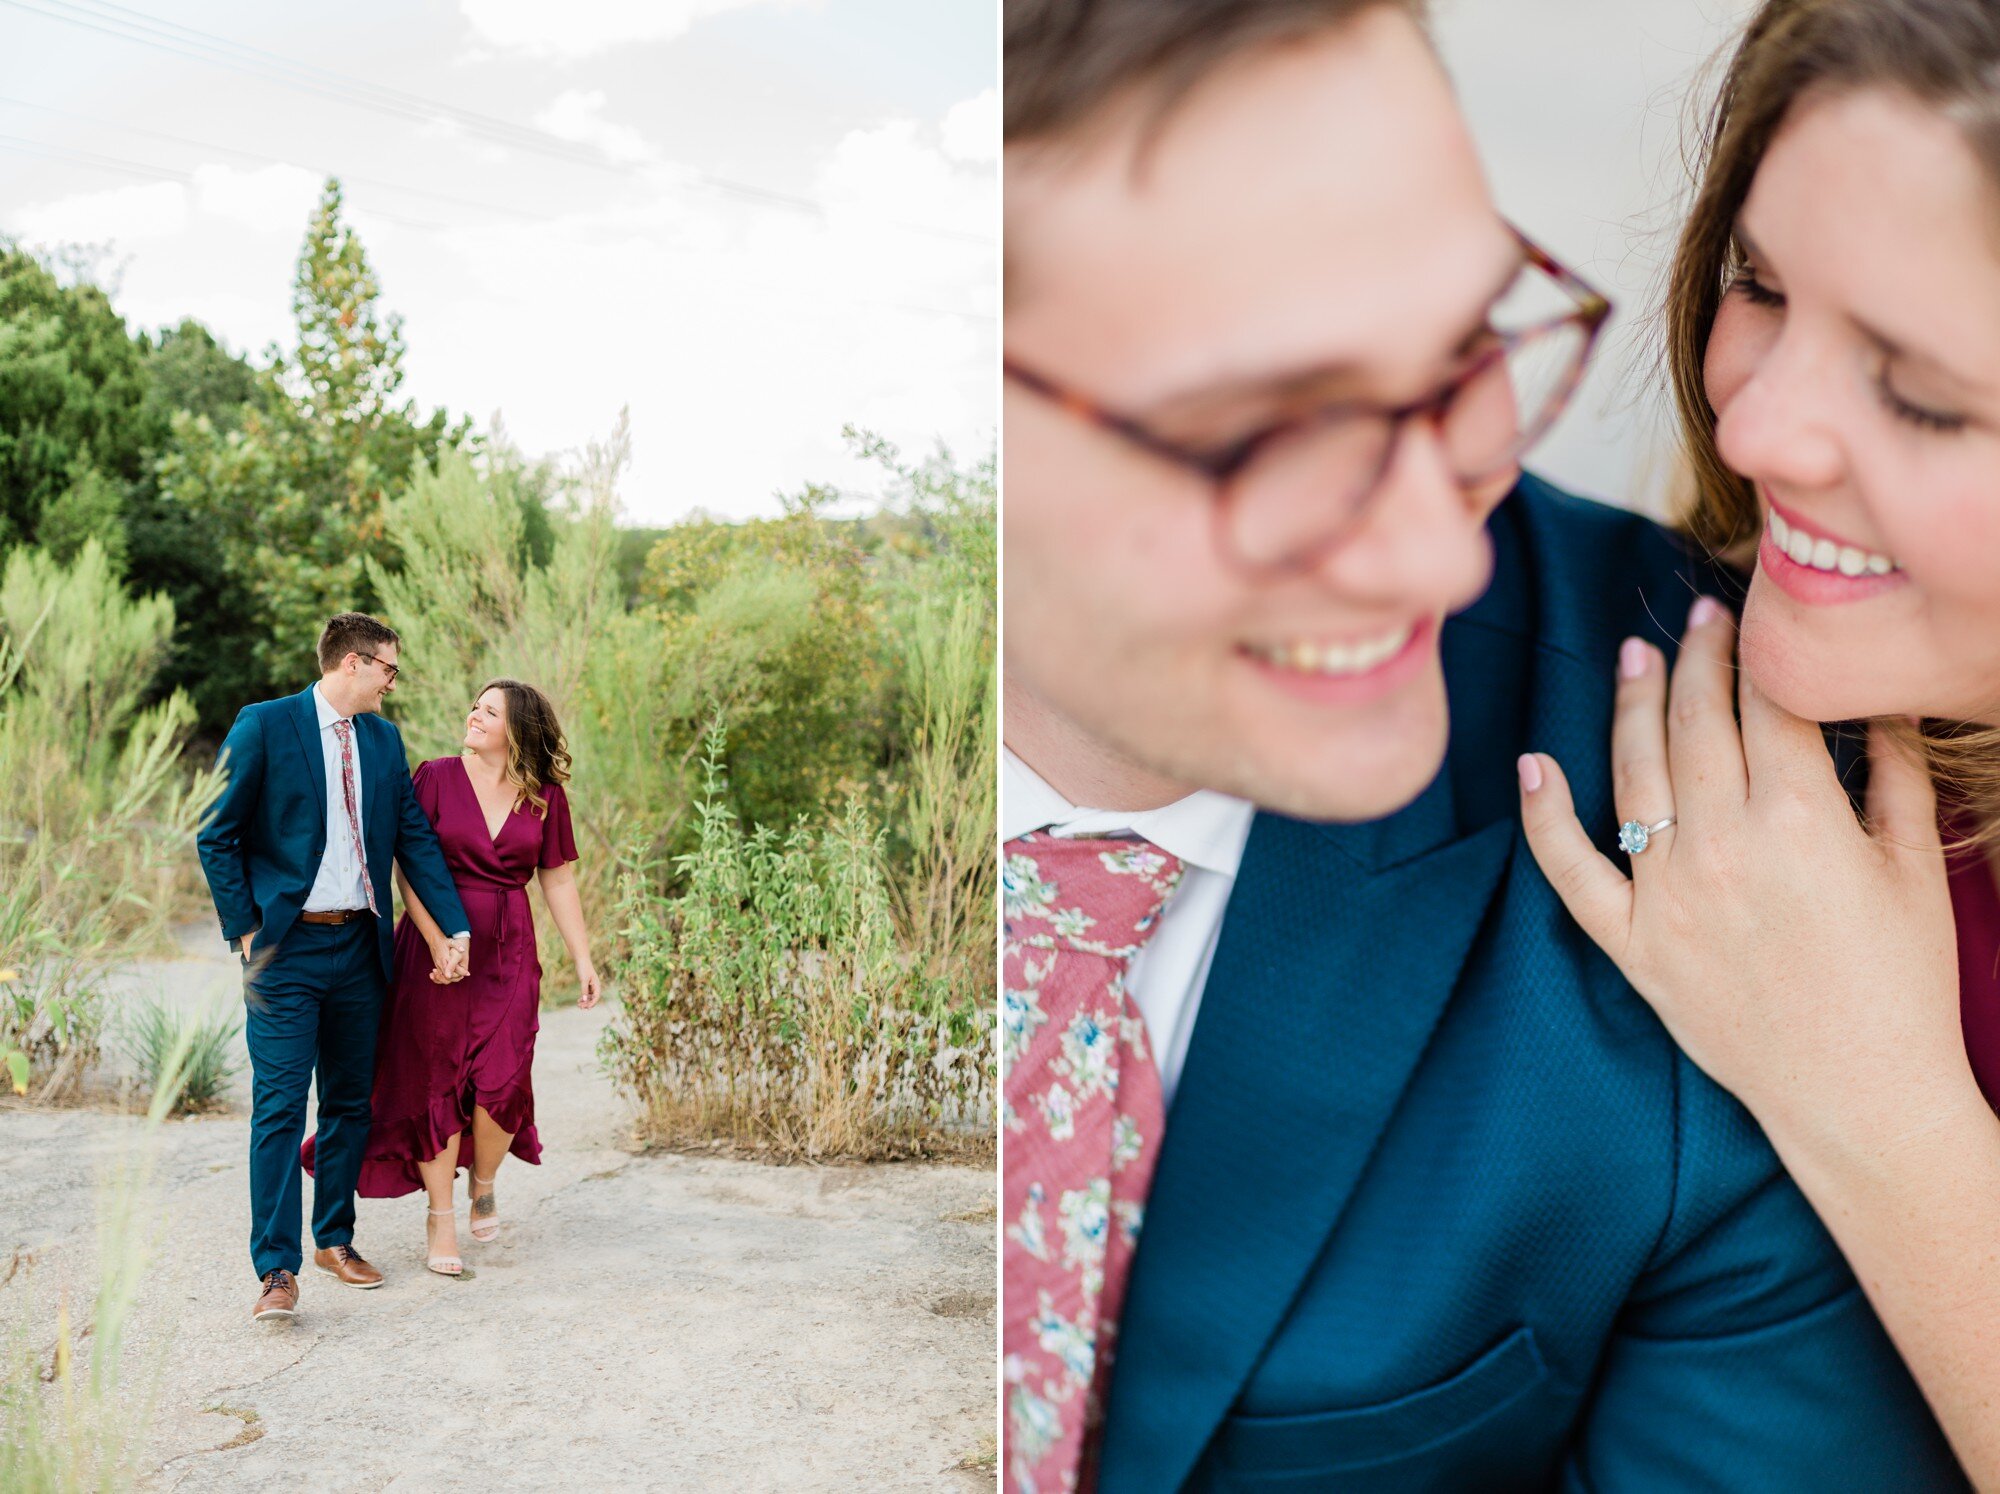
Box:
[1002,749,1255,1110]
[303,683,371,913]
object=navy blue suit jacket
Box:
[1098,476,1965,1490]
[196,686,469,983]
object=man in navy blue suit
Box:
[1001,0,1967,1487]
[197,612,470,1324]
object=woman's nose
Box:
[1713,338,1847,492]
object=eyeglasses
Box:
[1004,225,1611,572]
[357,653,401,683]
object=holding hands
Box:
[427,933,472,985]
[1516,598,1969,1161]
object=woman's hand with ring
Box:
[1515,596,1963,1157]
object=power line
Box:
[0,130,191,184]
[0,130,448,230]
[0,94,549,225]
[0,0,993,248]
[0,128,995,323]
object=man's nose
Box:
[1307,414,1495,610]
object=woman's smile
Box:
[1756,492,1906,606]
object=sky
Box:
[0,0,997,524]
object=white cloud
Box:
[387,95,995,520]
[191,163,323,234]
[7,163,327,251]
[0,103,994,524]
[939,89,998,165]
[533,90,655,165]
[459,0,796,60]
[10,179,189,244]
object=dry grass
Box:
[953,1436,998,1473]
[204,1403,265,1452]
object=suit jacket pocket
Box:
[1211,1327,1550,1479]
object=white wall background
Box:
[1432,0,1759,517]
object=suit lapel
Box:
[291,686,328,831]
[360,716,393,838]
[1094,492,1552,1489]
[1099,740,1516,1494]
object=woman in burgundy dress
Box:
[1509,2,2000,1480]
[305,677,601,1275]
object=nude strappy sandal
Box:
[468,1174,499,1243]
[426,1206,463,1276]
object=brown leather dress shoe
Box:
[313,1244,384,1289]
[253,1269,298,1322]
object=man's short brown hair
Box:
[1006,0,1426,144]
[317,612,399,674]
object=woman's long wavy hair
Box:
[1667,0,2000,847]
[473,678,571,820]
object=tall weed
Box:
[0,1025,197,1491]
[0,547,222,1101]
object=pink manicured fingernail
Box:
[1618,638,1649,680]
[1517,754,1544,793]
[1688,596,1725,629]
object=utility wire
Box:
[0,130,191,183]
[0,94,548,224]
[0,125,993,321]
[0,0,992,247]
[0,131,448,230]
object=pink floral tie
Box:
[1002,830,1185,1494]
[330,718,378,915]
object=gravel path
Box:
[0,928,996,1491]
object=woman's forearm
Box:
[536,865,592,967]
[395,861,448,948]
[1763,1080,2000,1488]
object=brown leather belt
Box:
[297,908,373,926]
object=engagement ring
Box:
[1617,817,1675,855]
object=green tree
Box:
[140,318,261,434]
[641,503,895,838]
[0,246,160,559]
[151,178,464,727]
[291,177,407,429]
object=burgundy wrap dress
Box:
[303,756,578,1197]
[1950,830,2000,1116]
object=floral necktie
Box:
[1002,830,1185,1494]
[330,718,378,915]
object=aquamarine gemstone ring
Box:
[1617,816,1676,856]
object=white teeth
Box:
[1767,511,1897,577]
[1256,623,1414,677]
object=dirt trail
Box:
[0,927,996,1491]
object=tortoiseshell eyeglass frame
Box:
[1004,225,1613,572]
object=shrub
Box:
[0,546,221,1101]
[599,725,992,1159]
[119,994,242,1114]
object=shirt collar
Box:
[1002,747,1255,879]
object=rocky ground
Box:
[0,926,996,1491]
